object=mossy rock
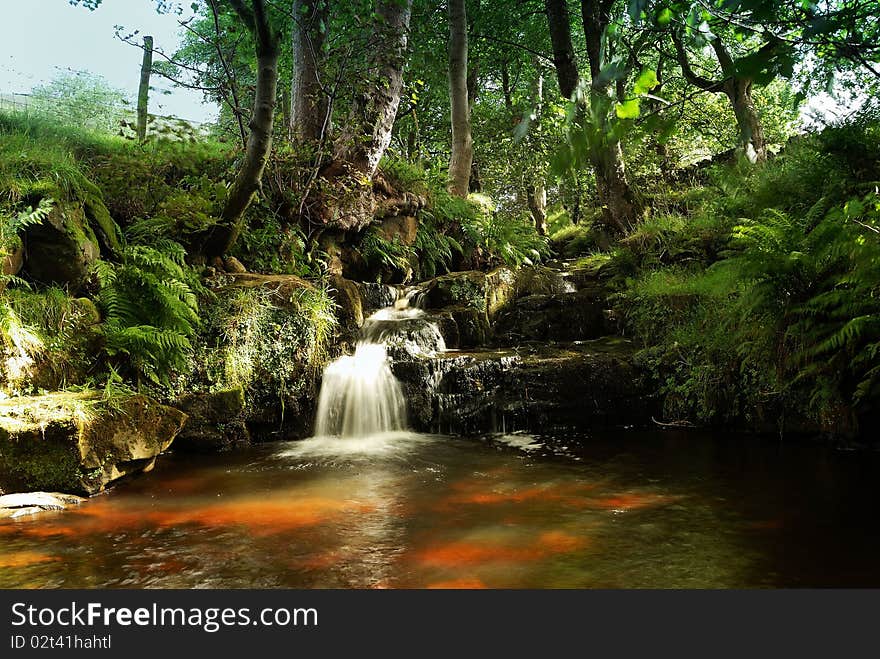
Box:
[173,387,249,452]
[22,201,100,291]
[0,392,187,496]
[328,275,364,332]
[419,271,488,311]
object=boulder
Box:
[356,282,399,315]
[224,272,315,302]
[223,256,247,273]
[0,392,186,495]
[173,387,249,452]
[494,288,614,345]
[0,491,85,519]
[0,246,24,293]
[22,201,101,291]
[418,270,489,311]
[429,306,490,349]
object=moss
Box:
[0,422,83,493]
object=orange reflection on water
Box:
[585,492,680,511]
[0,495,373,539]
[0,551,60,568]
[438,479,600,509]
[413,530,588,568]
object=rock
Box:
[356,282,399,315]
[429,306,490,349]
[223,256,247,273]
[515,265,572,297]
[22,201,101,291]
[494,289,613,345]
[378,214,419,245]
[417,270,489,311]
[0,392,187,495]
[329,275,364,332]
[0,491,85,519]
[393,339,656,435]
[0,245,24,294]
[485,267,517,321]
[82,185,123,257]
[72,297,101,326]
[211,256,225,271]
[173,387,249,452]
[224,272,315,301]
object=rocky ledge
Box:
[393,337,657,435]
[0,392,186,496]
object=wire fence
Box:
[0,91,211,137]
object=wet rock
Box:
[428,306,490,349]
[328,275,364,338]
[494,289,614,345]
[0,491,85,518]
[356,282,399,315]
[0,392,187,495]
[367,311,446,358]
[173,387,249,452]
[393,339,655,435]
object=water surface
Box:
[1,430,878,588]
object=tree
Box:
[670,25,778,162]
[30,70,129,134]
[544,0,641,234]
[333,0,414,179]
[448,0,474,197]
[291,0,330,143]
[202,0,282,257]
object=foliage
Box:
[29,70,131,135]
[94,241,200,387]
[175,283,338,420]
[617,112,880,432]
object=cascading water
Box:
[314,304,444,437]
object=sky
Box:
[0,0,218,123]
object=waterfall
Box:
[313,308,416,438]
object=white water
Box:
[313,308,410,438]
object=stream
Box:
[1,428,879,588]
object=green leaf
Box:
[657,7,673,26]
[633,69,659,96]
[615,99,640,119]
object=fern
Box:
[95,241,200,387]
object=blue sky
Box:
[0,0,218,123]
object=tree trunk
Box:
[291,0,329,143]
[527,58,547,235]
[334,0,413,178]
[593,141,637,233]
[448,0,473,197]
[136,36,153,143]
[673,29,768,164]
[527,182,547,236]
[580,0,639,233]
[726,78,766,163]
[544,0,579,99]
[203,0,280,258]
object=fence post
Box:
[137,35,154,142]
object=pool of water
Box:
[1,430,879,588]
